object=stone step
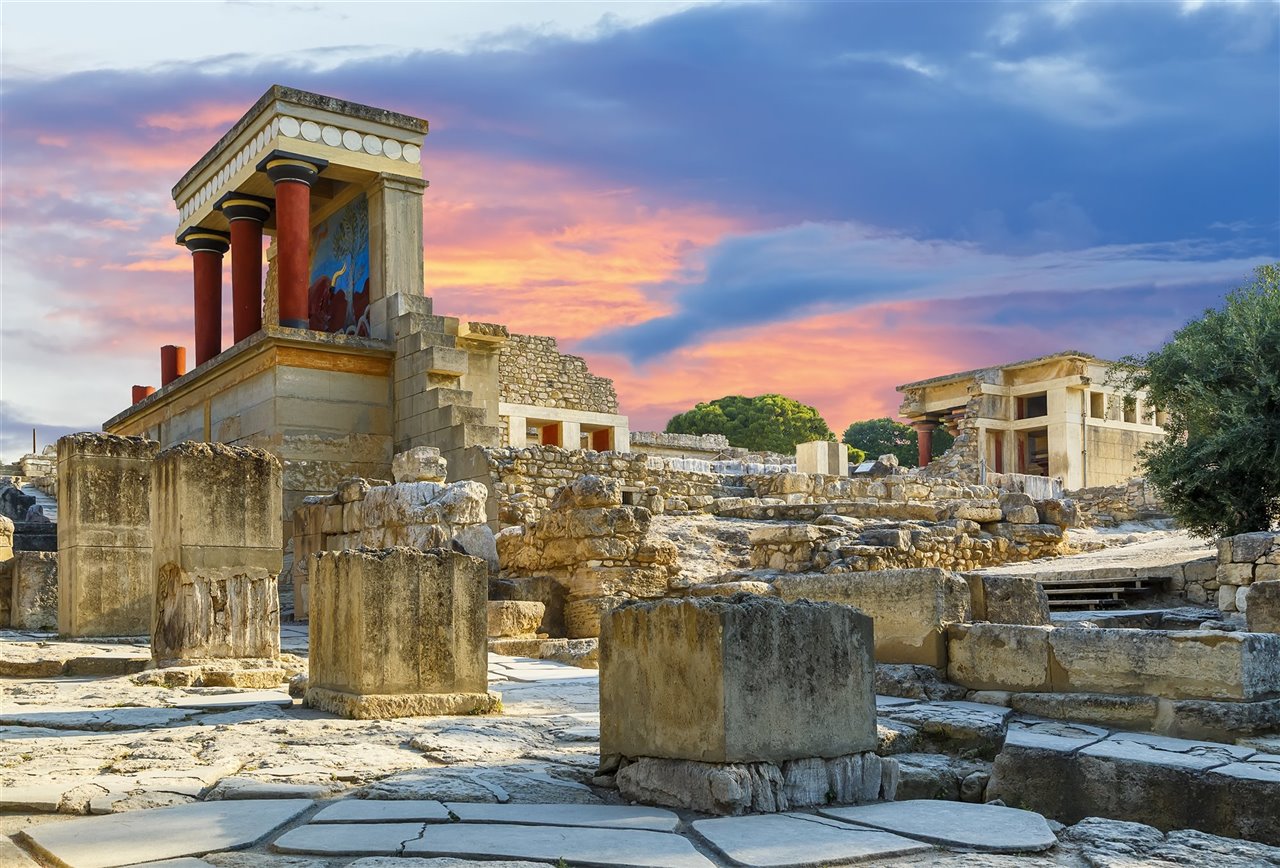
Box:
[422,387,474,411]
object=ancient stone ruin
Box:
[1,85,1277,867]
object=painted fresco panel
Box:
[308,194,371,335]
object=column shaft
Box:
[192,249,223,365]
[915,421,934,468]
[275,180,311,329]
[218,194,272,342]
[160,345,186,386]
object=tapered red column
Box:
[217,193,272,343]
[258,152,326,330]
[912,420,936,468]
[178,229,230,366]
[160,345,186,386]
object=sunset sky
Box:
[2,1,1277,457]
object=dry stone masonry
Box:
[1215,531,1280,614]
[498,333,619,413]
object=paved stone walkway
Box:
[3,630,1279,866]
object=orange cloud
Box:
[143,103,247,133]
[422,150,747,341]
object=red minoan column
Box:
[177,229,230,365]
[160,345,187,386]
[913,420,936,468]
[257,152,326,329]
[216,193,273,343]
[131,385,155,404]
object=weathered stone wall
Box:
[480,445,726,527]
[10,551,57,630]
[627,431,732,460]
[1067,478,1168,527]
[1215,531,1280,614]
[56,433,159,638]
[921,392,983,483]
[496,476,679,638]
[498,333,618,414]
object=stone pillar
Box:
[562,420,582,451]
[178,229,229,366]
[912,420,936,468]
[796,440,849,476]
[160,345,186,386]
[151,442,282,664]
[259,152,326,329]
[56,433,159,637]
[306,547,498,719]
[601,596,884,815]
[367,173,426,302]
[217,193,273,343]
[507,416,528,448]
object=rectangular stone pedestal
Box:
[57,433,159,637]
[151,442,282,664]
[600,595,877,764]
[306,547,495,719]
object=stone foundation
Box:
[150,442,282,664]
[9,550,57,630]
[306,547,493,719]
[56,433,159,637]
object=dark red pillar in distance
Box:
[178,229,230,366]
[217,193,273,343]
[913,420,935,468]
[258,152,326,330]
[160,345,187,386]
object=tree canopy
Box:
[842,417,954,467]
[665,394,835,454]
[1112,263,1280,536]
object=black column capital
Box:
[177,227,230,255]
[256,149,328,186]
[216,191,274,223]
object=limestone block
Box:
[56,432,159,637]
[153,565,279,661]
[565,595,626,639]
[600,596,877,764]
[1036,499,1078,529]
[773,568,972,667]
[487,600,545,637]
[1216,563,1254,586]
[947,624,1053,691]
[980,576,1050,626]
[453,524,498,571]
[550,475,622,509]
[1048,628,1280,701]
[0,515,13,562]
[306,547,494,718]
[336,478,371,503]
[360,480,487,531]
[392,446,448,483]
[1246,581,1280,633]
[150,443,282,662]
[1217,584,1237,611]
[795,441,848,477]
[1229,531,1277,564]
[10,551,57,630]
[747,525,823,546]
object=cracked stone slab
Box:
[312,800,452,824]
[1079,731,1256,771]
[693,813,933,866]
[1208,760,1280,783]
[18,798,314,868]
[168,690,294,709]
[121,860,215,868]
[443,803,680,831]
[0,706,197,731]
[1004,719,1109,752]
[402,822,715,867]
[272,822,427,856]
[819,800,1058,853]
[825,800,1052,852]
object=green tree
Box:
[665,394,835,454]
[1112,263,1280,536]
[841,418,953,467]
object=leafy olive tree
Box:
[665,394,835,454]
[1112,263,1280,536]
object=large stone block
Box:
[795,440,848,477]
[600,595,877,764]
[56,433,159,637]
[773,569,971,667]
[1246,581,1280,634]
[306,547,496,718]
[948,623,1052,691]
[1048,628,1280,701]
[974,575,1050,626]
[151,443,283,663]
[10,551,57,630]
